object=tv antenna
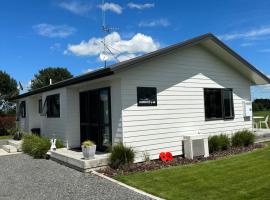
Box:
[100,0,119,67]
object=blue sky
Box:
[0,0,270,98]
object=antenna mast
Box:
[101,0,119,67]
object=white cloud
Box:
[127,2,154,9]
[50,43,62,51]
[139,19,170,27]
[240,42,254,47]
[33,23,76,38]
[98,2,123,14]
[258,49,270,53]
[65,32,159,62]
[117,53,137,62]
[83,68,94,73]
[219,26,270,41]
[58,1,92,15]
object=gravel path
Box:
[0,154,151,200]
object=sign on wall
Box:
[137,87,157,106]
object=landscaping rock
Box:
[99,144,265,177]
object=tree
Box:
[0,70,18,115]
[30,67,73,90]
[253,99,270,112]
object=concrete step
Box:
[0,149,9,156]
[8,140,22,152]
[2,145,17,153]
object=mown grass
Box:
[253,111,270,117]
[253,111,270,128]
[116,145,270,200]
[0,135,13,140]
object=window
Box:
[38,99,42,114]
[46,94,60,118]
[19,101,26,118]
[137,87,157,106]
[204,88,234,120]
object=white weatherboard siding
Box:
[120,44,252,162]
[64,77,123,148]
[18,98,28,132]
[28,96,41,130]
[17,78,123,148]
[40,88,68,143]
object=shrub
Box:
[82,140,95,147]
[13,131,23,140]
[232,130,255,147]
[109,143,135,169]
[208,134,230,153]
[0,115,16,135]
[56,139,64,149]
[208,135,220,153]
[219,134,230,151]
[22,134,50,158]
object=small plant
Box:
[218,134,230,151]
[109,143,135,169]
[22,134,51,158]
[208,135,220,153]
[13,131,24,140]
[232,130,255,147]
[142,151,150,162]
[208,134,230,153]
[56,139,64,148]
[82,140,95,148]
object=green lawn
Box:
[253,111,270,128]
[116,146,270,200]
[0,135,13,140]
[253,110,270,117]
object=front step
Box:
[8,140,22,152]
[2,145,17,153]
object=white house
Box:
[12,33,270,162]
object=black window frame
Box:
[38,99,42,114]
[204,88,235,121]
[19,101,26,118]
[46,94,60,118]
[137,87,157,106]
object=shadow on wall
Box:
[121,44,251,111]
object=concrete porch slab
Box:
[8,140,22,152]
[254,129,270,143]
[50,148,110,172]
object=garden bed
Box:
[98,143,265,177]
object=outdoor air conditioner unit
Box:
[243,101,252,117]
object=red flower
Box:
[159,152,167,161]
[166,152,173,161]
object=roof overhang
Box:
[11,33,270,100]
[10,68,113,100]
[200,37,270,85]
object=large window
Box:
[19,101,26,118]
[46,94,60,118]
[204,88,234,120]
[137,87,157,106]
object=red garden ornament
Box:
[166,152,173,161]
[159,152,167,161]
[159,152,173,162]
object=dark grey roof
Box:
[11,33,270,100]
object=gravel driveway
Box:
[0,154,151,200]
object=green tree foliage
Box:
[0,70,18,100]
[0,70,18,115]
[30,67,73,90]
[253,99,270,112]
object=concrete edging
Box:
[91,170,165,200]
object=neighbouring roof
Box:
[11,33,270,100]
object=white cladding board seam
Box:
[120,44,252,162]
